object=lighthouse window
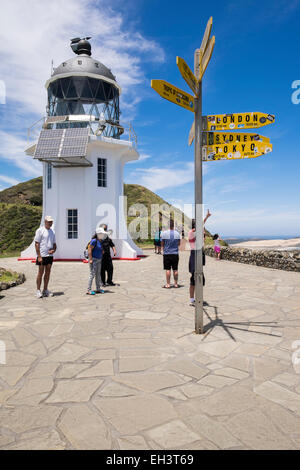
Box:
[67,209,78,239]
[97,158,107,188]
[47,163,52,189]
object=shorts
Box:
[214,246,220,253]
[36,256,53,266]
[190,272,205,286]
[154,240,161,247]
[163,254,179,271]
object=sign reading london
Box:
[202,141,273,161]
[151,80,195,112]
[203,112,275,131]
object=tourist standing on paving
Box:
[161,219,181,289]
[213,233,222,260]
[35,216,57,298]
[87,227,105,295]
[100,224,117,286]
[188,209,211,306]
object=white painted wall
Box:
[21,136,143,259]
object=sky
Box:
[0,0,300,236]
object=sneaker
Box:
[107,282,116,286]
[86,290,96,295]
[43,290,53,297]
[189,299,195,307]
[95,289,105,294]
[36,290,43,299]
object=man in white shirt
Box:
[34,216,57,298]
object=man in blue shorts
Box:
[161,219,181,289]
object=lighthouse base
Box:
[20,238,143,261]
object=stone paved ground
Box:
[0,251,300,450]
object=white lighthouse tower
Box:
[22,38,143,260]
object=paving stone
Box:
[83,349,116,360]
[125,310,167,320]
[112,372,186,393]
[8,377,54,405]
[214,367,249,380]
[5,430,65,450]
[0,366,30,386]
[254,381,300,412]
[195,340,240,358]
[93,395,177,434]
[273,372,300,388]
[12,328,37,347]
[146,419,201,448]
[56,364,89,379]
[0,405,62,433]
[225,409,296,450]
[194,385,266,416]
[253,358,288,383]
[98,382,138,397]
[159,388,187,401]
[119,357,161,372]
[234,343,271,356]
[45,378,102,403]
[58,404,111,449]
[77,360,114,378]
[260,401,300,435]
[198,374,237,388]
[181,413,240,449]
[180,383,213,398]
[167,360,209,380]
[41,343,91,363]
[29,363,59,379]
[118,435,149,450]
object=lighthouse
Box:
[22,38,143,260]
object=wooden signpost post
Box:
[151,17,274,334]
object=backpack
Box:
[84,238,97,260]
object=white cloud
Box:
[0,0,164,180]
[206,207,300,236]
[0,0,164,115]
[0,174,20,186]
[128,162,195,191]
[0,130,42,177]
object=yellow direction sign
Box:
[199,35,215,81]
[195,16,213,79]
[176,57,197,95]
[202,141,272,161]
[203,112,275,131]
[203,132,270,146]
[151,80,195,112]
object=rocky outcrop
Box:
[0,268,26,291]
[204,246,300,272]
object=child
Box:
[213,233,222,260]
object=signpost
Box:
[202,132,270,145]
[202,141,273,161]
[151,17,274,334]
[151,80,195,112]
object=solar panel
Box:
[39,129,64,139]
[34,127,89,163]
[64,128,89,138]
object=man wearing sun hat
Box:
[34,216,57,298]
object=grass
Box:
[0,270,18,283]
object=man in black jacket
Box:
[100,225,117,286]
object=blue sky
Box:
[0,0,300,236]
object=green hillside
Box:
[0,178,193,255]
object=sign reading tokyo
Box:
[202,141,273,161]
[202,132,270,146]
[151,80,195,112]
[203,112,275,131]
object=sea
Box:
[223,235,300,251]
